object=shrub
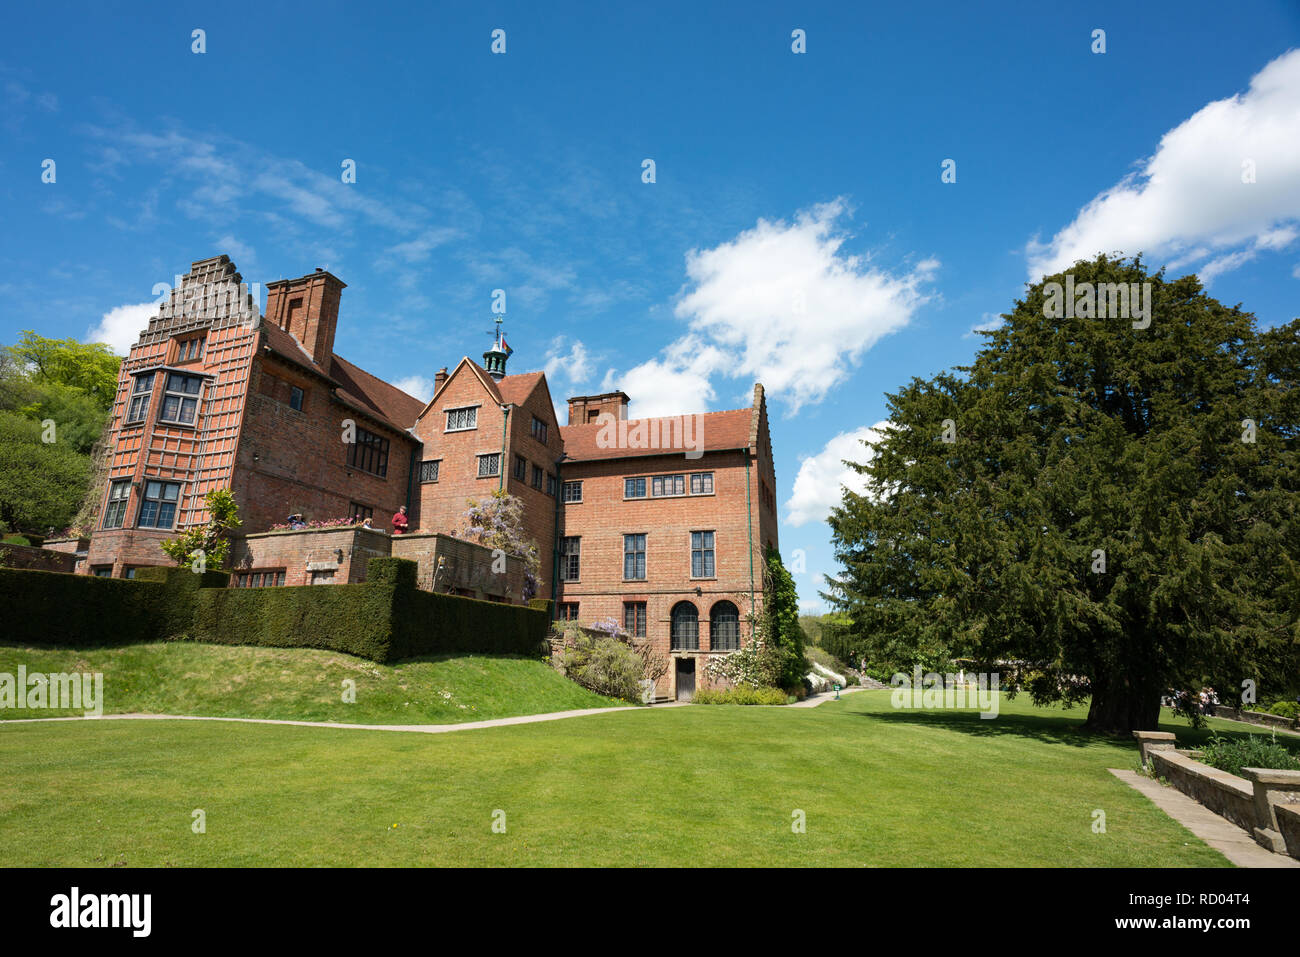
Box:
[1199,733,1300,778]
[692,686,788,706]
[554,627,644,702]
[1266,701,1300,721]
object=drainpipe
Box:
[551,455,564,616]
[745,452,756,617]
[498,405,510,492]
[404,436,420,526]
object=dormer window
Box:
[176,336,205,363]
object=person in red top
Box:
[392,505,409,534]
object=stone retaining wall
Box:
[1147,748,1259,833]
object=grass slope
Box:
[0,643,624,724]
[0,690,1233,866]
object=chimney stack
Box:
[567,392,631,426]
[264,269,347,367]
[434,367,449,394]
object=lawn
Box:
[0,689,1238,866]
[0,642,624,724]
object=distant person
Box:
[392,505,409,535]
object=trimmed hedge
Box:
[0,557,548,663]
[192,582,398,661]
[0,565,227,647]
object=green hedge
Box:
[394,587,550,659]
[0,558,549,663]
[191,581,398,661]
[0,565,227,647]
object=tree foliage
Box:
[160,488,243,572]
[456,489,541,599]
[825,255,1300,733]
[0,412,93,533]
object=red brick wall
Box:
[230,526,392,586]
[555,448,763,698]
[234,353,418,534]
[0,542,78,574]
[502,380,564,598]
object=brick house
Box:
[82,255,780,698]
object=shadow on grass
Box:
[845,704,1099,748]
[846,700,1300,755]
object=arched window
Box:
[671,602,699,651]
[710,601,740,651]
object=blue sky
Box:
[3,1,1299,612]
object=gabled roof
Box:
[415,358,549,420]
[559,408,754,462]
[258,321,423,436]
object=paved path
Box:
[1108,769,1300,868]
[788,685,874,708]
[0,685,863,735]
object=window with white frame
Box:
[690,530,716,578]
[477,453,501,478]
[102,480,131,529]
[446,406,478,431]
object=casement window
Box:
[419,460,441,483]
[236,570,286,588]
[177,336,205,362]
[545,473,557,497]
[623,601,647,638]
[477,453,501,478]
[531,464,543,490]
[690,530,716,578]
[125,373,154,424]
[289,385,304,411]
[562,481,582,503]
[624,477,646,499]
[531,416,548,443]
[652,474,686,497]
[102,479,131,529]
[159,372,203,426]
[671,602,699,651]
[710,601,740,651]
[623,533,647,581]
[559,536,581,581]
[446,406,478,432]
[123,567,138,580]
[91,566,112,578]
[347,427,390,477]
[514,455,527,480]
[349,503,374,522]
[137,480,181,529]
[557,602,580,621]
[689,472,714,495]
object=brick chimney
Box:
[434,367,449,395]
[264,268,346,367]
[567,391,630,426]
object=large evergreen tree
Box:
[825,255,1300,733]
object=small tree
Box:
[160,488,242,572]
[456,489,541,599]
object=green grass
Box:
[0,642,625,724]
[0,689,1238,866]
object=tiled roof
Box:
[559,408,754,462]
[497,370,545,407]
[258,322,423,435]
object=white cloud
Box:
[964,312,1004,339]
[543,336,593,387]
[391,375,436,402]
[604,200,935,416]
[1026,49,1300,283]
[784,421,890,528]
[86,302,155,355]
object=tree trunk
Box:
[1084,676,1162,734]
